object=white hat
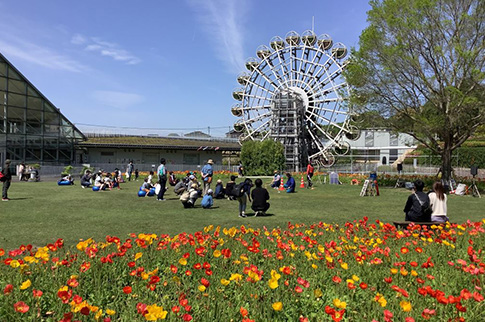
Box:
[207,159,214,164]
[207,189,213,194]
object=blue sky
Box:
[0,0,371,137]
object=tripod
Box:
[470,176,481,198]
[394,174,404,188]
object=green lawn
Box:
[1,176,484,250]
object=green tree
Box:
[346,0,485,181]
[240,140,286,175]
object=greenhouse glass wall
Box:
[0,53,85,165]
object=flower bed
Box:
[1,218,484,321]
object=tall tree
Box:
[346,0,485,181]
[240,140,286,176]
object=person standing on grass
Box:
[306,161,315,189]
[201,159,214,195]
[127,161,134,181]
[284,172,296,193]
[157,158,167,201]
[237,178,253,218]
[429,181,448,223]
[1,159,12,201]
[251,178,270,216]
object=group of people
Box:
[79,168,123,191]
[404,179,449,222]
[170,159,214,208]
[270,171,296,193]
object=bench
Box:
[393,221,453,229]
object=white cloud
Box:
[187,0,248,73]
[70,34,86,45]
[0,38,89,73]
[72,34,141,65]
[91,90,145,109]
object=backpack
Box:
[0,171,5,182]
[415,193,433,218]
[231,182,246,198]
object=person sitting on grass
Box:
[112,169,122,190]
[61,174,74,185]
[140,178,153,196]
[429,181,449,223]
[403,179,431,222]
[80,170,92,189]
[169,171,179,186]
[270,170,281,189]
[225,175,237,200]
[94,171,108,191]
[180,183,199,208]
[201,189,214,209]
[173,180,186,196]
[284,172,296,193]
[251,178,270,216]
[214,179,225,199]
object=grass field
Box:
[1,175,484,250]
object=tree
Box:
[240,140,286,176]
[346,0,485,181]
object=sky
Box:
[0,0,372,137]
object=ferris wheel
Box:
[231,30,359,170]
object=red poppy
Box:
[201,278,210,287]
[295,286,303,293]
[473,292,484,302]
[32,289,43,297]
[240,307,248,317]
[182,314,193,321]
[136,302,147,315]
[80,306,90,316]
[170,265,178,274]
[185,270,192,276]
[421,308,436,319]
[57,289,73,304]
[383,309,393,322]
[332,276,342,284]
[123,286,132,294]
[13,301,29,313]
[172,305,180,313]
[67,278,79,288]
[359,282,368,289]
[73,294,83,304]
[3,284,13,294]
[193,263,202,270]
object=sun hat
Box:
[189,175,195,180]
[207,189,213,194]
[207,159,214,164]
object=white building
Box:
[343,129,417,166]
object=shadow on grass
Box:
[250,212,274,217]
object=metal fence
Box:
[19,154,484,179]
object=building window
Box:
[183,153,200,165]
[390,133,398,146]
[365,131,374,147]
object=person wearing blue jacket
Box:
[201,189,214,209]
[284,172,295,193]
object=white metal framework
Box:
[231,30,358,171]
